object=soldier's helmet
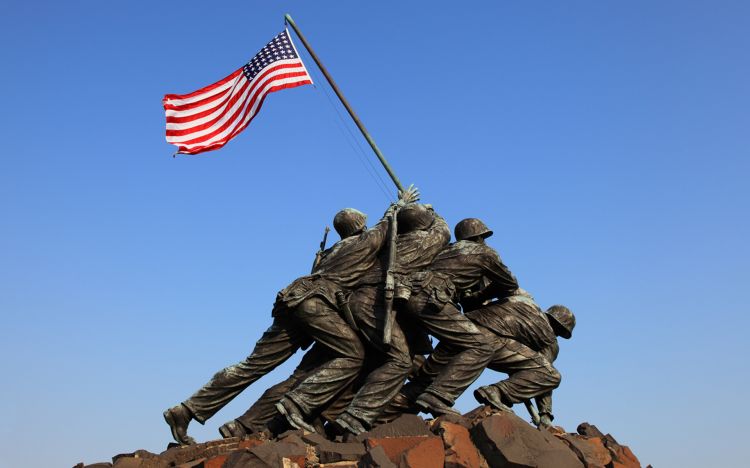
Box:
[397,203,435,234]
[545,305,576,339]
[333,208,367,239]
[454,218,494,242]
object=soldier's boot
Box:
[276,397,316,433]
[473,385,512,413]
[331,411,368,436]
[538,412,554,428]
[415,393,460,417]
[375,391,419,425]
[218,420,248,439]
[163,404,197,446]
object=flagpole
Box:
[284,13,405,193]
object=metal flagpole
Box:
[284,13,405,193]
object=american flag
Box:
[163,30,313,155]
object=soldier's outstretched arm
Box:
[482,249,519,297]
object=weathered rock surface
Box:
[74,407,643,467]
[471,411,584,468]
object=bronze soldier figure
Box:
[220,203,449,437]
[470,295,576,427]
[385,218,520,418]
[328,203,451,434]
[163,188,417,445]
[392,289,575,428]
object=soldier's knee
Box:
[473,335,496,358]
[548,367,562,388]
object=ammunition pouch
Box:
[408,271,456,310]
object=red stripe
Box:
[175,76,310,146]
[164,62,302,111]
[176,80,311,154]
[166,71,309,137]
[165,77,250,130]
[222,80,312,143]
[165,62,303,124]
[163,69,243,103]
[164,84,235,113]
[167,70,307,145]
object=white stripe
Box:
[165,74,248,120]
[285,29,314,86]
[175,75,311,149]
[166,69,309,143]
[166,63,305,130]
[176,74,311,149]
[164,73,241,107]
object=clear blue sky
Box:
[1,1,748,466]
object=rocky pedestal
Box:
[74,408,645,468]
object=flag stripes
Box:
[163,30,312,155]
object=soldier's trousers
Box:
[235,286,418,429]
[404,326,561,406]
[336,286,415,426]
[401,291,494,405]
[182,296,364,423]
[234,344,330,432]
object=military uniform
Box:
[400,239,519,408]
[231,206,448,433]
[335,210,450,427]
[402,290,562,413]
[180,210,394,425]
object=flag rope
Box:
[284,14,405,193]
[308,64,394,201]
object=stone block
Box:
[559,435,612,468]
[248,438,307,467]
[361,445,397,468]
[607,443,641,468]
[398,436,444,468]
[434,420,481,468]
[316,441,367,463]
[576,423,606,439]
[159,439,240,466]
[202,454,229,468]
[470,412,583,468]
[359,414,432,440]
[112,450,159,464]
[365,436,441,466]
[112,457,168,468]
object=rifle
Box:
[311,226,330,273]
[382,208,400,346]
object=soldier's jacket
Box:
[353,211,450,354]
[410,240,518,308]
[465,291,557,352]
[466,290,561,416]
[273,209,393,315]
[358,213,451,291]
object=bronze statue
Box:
[391,289,575,428]
[164,206,580,443]
[391,218,519,417]
[329,203,451,435]
[163,187,419,445]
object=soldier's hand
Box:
[398,184,420,205]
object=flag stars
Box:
[240,30,304,81]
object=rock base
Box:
[74,407,645,468]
